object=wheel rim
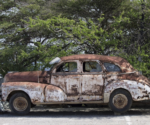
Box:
[112,94,128,109]
[13,97,28,111]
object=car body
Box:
[1,54,150,114]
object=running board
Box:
[34,101,104,105]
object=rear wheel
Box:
[109,89,132,113]
[9,92,31,115]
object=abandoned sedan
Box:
[1,54,150,115]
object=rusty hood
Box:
[4,71,51,84]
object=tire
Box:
[109,89,132,113]
[31,103,36,108]
[9,92,31,115]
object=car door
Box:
[51,60,82,101]
[80,60,104,101]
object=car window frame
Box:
[56,62,77,72]
[52,60,80,74]
[82,60,103,73]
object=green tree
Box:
[110,0,150,77]
[1,0,150,78]
[51,0,132,54]
[0,0,71,76]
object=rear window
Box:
[104,63,121,72]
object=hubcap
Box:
[112,94,128,109]
[13,97,28,111]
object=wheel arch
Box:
[110,88,132,100]
[6,90,32,103]
[104,87,133,103]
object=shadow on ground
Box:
[0,109,145,118]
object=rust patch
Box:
[82,85,103,95]
[71,85,79,95]
[119,73,150,86]
[4,71,51,84]
[45,85,66,102]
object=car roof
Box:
[61,54,135,72]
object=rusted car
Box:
[1,54,150,115]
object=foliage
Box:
[114,0,150,77]
[0,0,71,76]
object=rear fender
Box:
[104,80,150,103]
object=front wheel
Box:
[109,89,132,113]
[9,92,31,115]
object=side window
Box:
[56,62,77,72]
[104,63,121,72]
[83,61,102,72]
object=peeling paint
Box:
[2,82,47,103]
[45,85,67,102]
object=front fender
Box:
[2,82,47,103]
[104,80,150,102]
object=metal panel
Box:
[4,71,50,84]
[2,82,47,103]
[81,75,104,101]
[45,85,67,102]
[104,80,150,101]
